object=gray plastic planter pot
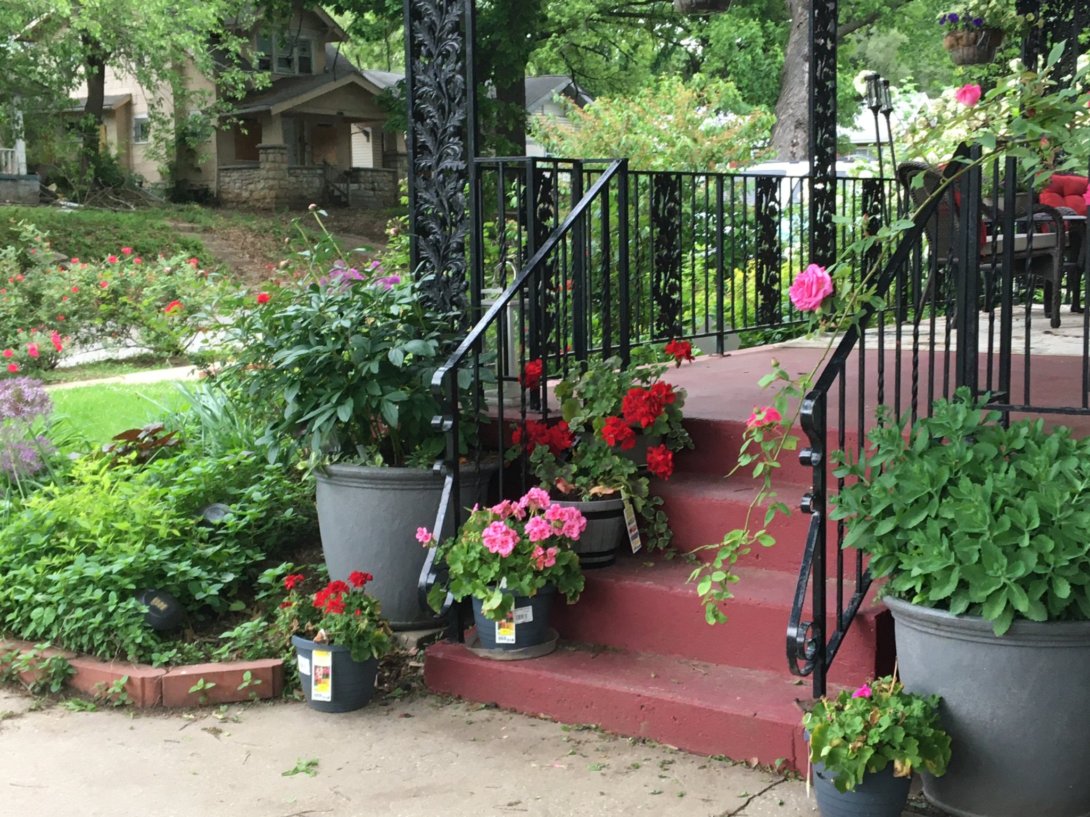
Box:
[886,596,1090,817]
[471,586,555,652]
[315,463,496,630]
[291,635,378,713]
[812,762,910,817]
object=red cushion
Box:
[1040,174,1088,216]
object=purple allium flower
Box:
[0,378,52,423]
[0,432,54,478]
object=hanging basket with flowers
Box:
[938,4,1019,65]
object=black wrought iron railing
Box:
[789,147,1090,696]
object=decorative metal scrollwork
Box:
[754,176,781,326]
[651,173,683,339]
[808,0,838,269]
[405,0,469,315]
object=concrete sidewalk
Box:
[0,687,820,817]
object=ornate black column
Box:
[403,0,474,314]
[1018,0,1089,77]
[808,0,838,270]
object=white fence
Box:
[0,145,26,175]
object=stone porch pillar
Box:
[257,143,289,209]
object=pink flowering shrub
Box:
[0,222,229,374]
[425,488,586,621]
[788,263,834,313]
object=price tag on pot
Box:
[496,612,517,645]
[513,606,534,624]
[311,649,333,702]
[623,500,642,554]
[297,654,311,676]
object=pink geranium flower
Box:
[955,83,982,107]
[519,486,551,512]
[789,263,834,312]
[852,683,873,699]
[525,515,553,542]
[415,527,433,545]
[481,521,519,557]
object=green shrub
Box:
[0,207,206,264]
[0,446,314,663]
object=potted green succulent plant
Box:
[831,389,1090,817]
[508,342,693,565]
[276,569,393,713]
[226,218,492,629]
[803,676,951,817]
[424,487,585,656]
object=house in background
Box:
[66,7,400,209]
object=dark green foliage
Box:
[833,389,1090,635]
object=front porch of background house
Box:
[216,74,398,210]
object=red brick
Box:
[67,657,166,708]
[161,659,284,707]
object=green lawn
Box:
[49,381,190,446]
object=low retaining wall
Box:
[348,167,398,209]
[0,174,39,205]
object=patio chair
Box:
[898,160,1067,327]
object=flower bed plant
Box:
[0,222,229,373]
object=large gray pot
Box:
[315,463,495,630]
[886,596,1090,817]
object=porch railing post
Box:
[955,152,982,395]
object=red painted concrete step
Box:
[425,641,809,769]
[551,557,891,685]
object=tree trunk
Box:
[80,37,109,182]
[770,0,810,161]
[496,73,528,156]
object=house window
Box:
[132,117,150,144]
[273,35,313,75]
[255,31,273,71]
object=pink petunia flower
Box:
[852,683,873,699]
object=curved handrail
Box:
[786,163,954,685]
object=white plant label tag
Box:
[495,613,517,644]
[513,606,534,624]
[297,654,311,676]
[311,649,333,702]
[624,500,642,553]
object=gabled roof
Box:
[64,94,132,113]
[524,75,593,110]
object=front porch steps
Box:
[424,349,893,769]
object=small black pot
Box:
[812,762,911,817]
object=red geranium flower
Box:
[323,595,346,615]
[646,444,674,480]
[256,292,270,305]
[664,339,693,366]
[348,571,373,588]
[164,300,183,314]
[600,416,636,450]
[283,573,306,591]
[622,387,664,428]
[520,358,544,390]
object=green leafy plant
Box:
[274,570,393,663]
[224,212,480,467]
[803,675,951,793]
[93,675,132,707]
[832,389,1090,635]
[187,676,217,705]
[508,343,693,549]
[0,645,74,696]
[426,487,586,621]
[282,758,319,777]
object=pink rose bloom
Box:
[482,521,518,557]
[955,83,982,107]
[852,683,873,699]
[26,342,38,359]
[525,515,553,543]
[789,263,834,312]
[519,486,551,512]
[746,406,783,430]
[415,527,433,545]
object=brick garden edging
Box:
[0,638,284,708]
